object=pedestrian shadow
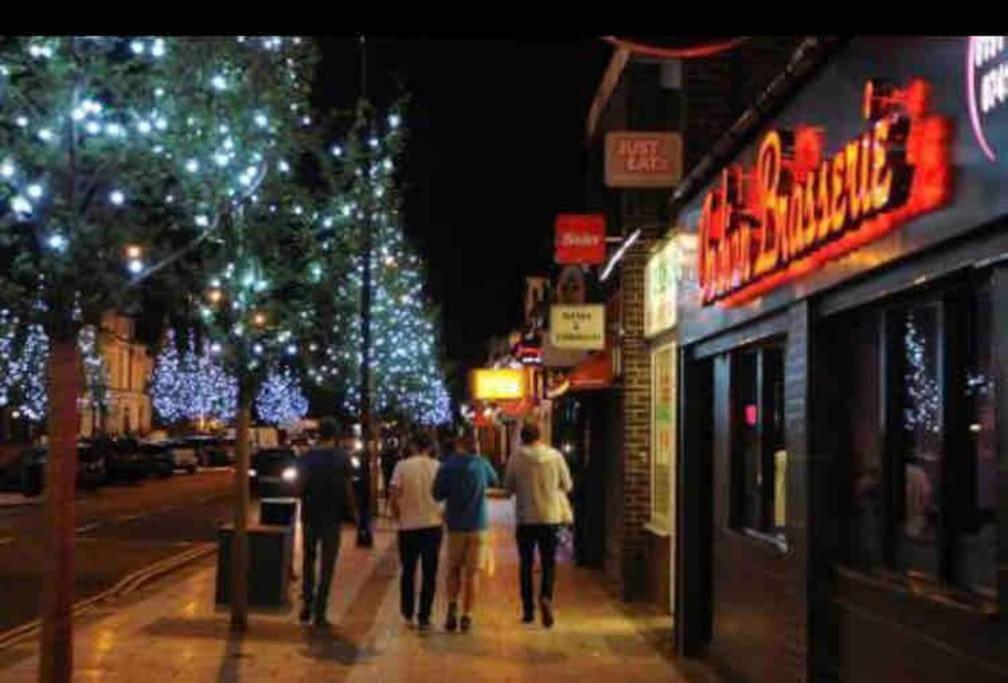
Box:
[300,626,374,666]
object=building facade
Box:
[80,313,153,438]
[674,36,1007,683]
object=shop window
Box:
[838,279,997,602]
[730,341,786,543]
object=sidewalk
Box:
[0,500,721,683]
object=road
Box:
[0,469,234,634]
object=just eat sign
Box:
[605,132,682,188]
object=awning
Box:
[569,351,613,390]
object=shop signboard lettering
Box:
[645,237,680,337]
[697,79,952,307]
[550,304,605,350]
[967,36,1008,162]
[555,214,606,265]
[605,132,683,188]
[470,368,527,401]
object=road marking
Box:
[75,522,101,534]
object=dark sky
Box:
[314,38,612,395]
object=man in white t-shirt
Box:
[389,431,443,630]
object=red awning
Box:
[569,352,613,390]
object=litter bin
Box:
[215,523,292,607]
[260,497,298,526]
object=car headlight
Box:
[282,466,297,482]
[248,468,257,477]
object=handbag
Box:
[558,491,574,526]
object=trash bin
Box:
[215,523,292,607]
[260,497,297,526]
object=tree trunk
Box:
[39,338,81,683]
[229,386,251,632]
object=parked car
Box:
[163,439,199,473]
[104,437,151,482]
[19,442,107,497]
[249,447,298,497]
[139,442,175,478]
[184,435,232,467]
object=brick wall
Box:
[617,234,654,599]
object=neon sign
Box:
[967,36,1007,162]
[697,79,952,307]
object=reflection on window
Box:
[730,343,785,543]
[836,280,997,602]
[897,305,941,578]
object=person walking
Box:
[432,431,498,633]
[503,420,572,628]
[388,431,443,631]
[296,417,357,627]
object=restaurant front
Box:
[675,37,1008,683]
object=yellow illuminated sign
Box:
[471,369,527,401]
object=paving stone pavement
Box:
[0,500,723,682]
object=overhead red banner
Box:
[555,214,606,265]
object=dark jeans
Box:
[516,524,559,617]
[398,526,442,622]
[302,521,341,617]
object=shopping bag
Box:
[558,492,574,525]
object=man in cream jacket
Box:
[503,420,573,628]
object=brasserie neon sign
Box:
[698,79,952,307]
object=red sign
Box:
[698,79,952,307]
[555,214,606,265]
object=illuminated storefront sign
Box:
[550,304,605,350]
[605,132,683,188]
[697,79,952,307]
[555,214,606,265]
[645,237,680,337]
[471,368,527,401]
[967,36,1007,162]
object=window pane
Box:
[847,312,885,568]
[956,285,997,598]
[732,349,760,531]
[896,304,942,579]
[762,347,785,538]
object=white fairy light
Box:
[254,113,268,128]
[151,39,165,57]
[38,128,54,142]
[27,184,43,199]
[211,74,227,91]
[330,145,342,157]
[15,116,28,128]
[47,233,68,252]
[137,120,152,134]
[11,196,32,214]
[0,161,14,178]
[388,113,401,128]
[186,159,199,173]
[130,40,145,55]
[109,190,125,206]
[195,215,209,227]
[278,160,290,173]
[85,121,100,135]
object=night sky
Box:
[314,38,612,396]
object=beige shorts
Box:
[445,531,489,574]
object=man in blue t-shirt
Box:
[432,431,498,633]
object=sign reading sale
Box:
[555,214,606,265]
[605,132,682,188]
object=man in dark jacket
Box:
[296,417,357,627]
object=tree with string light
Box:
[150,328,237,428]
[256,365,309,426]
[1,35,324,670]
[0,37,199,679]
[308,99,453,428]
[139,36,322,631]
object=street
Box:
[0,470,233,634]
